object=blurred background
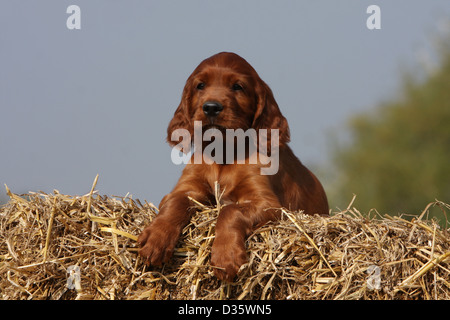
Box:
[1,1,449,223]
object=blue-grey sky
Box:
[1,1,449,206]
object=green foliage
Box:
[330,40,450,225]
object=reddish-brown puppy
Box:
[138,52,328,281]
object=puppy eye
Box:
[196,82,205,90]
[232,83,243,91]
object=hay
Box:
[1,179,449,300]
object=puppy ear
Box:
[166,79,194,150]
[252,79,290,146]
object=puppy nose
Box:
[202,101,223,117]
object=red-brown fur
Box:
[138,52,328,281]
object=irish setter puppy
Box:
[138,52,328,281]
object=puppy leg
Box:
[211,201,280,281]
[138,193,194,265]
[210,204,250,281]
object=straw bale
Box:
[1,183,449,300]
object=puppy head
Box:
[167,52,290,151]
